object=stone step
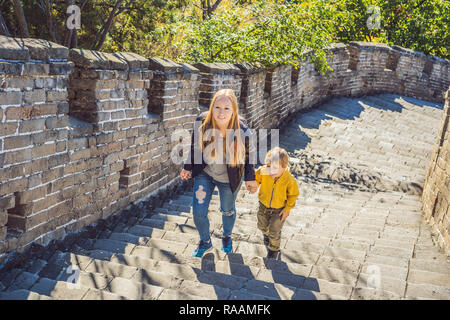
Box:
[406,269,450,287]
[404,282,450,300]
[408,258,450,275]
[29,275,127,300]
[90,233,353,299]
[0,289,53,300]
[126,208,446,286]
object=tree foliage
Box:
[0,0,447,67]
[332,0,449,59]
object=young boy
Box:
[255,147,300,259]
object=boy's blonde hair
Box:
[265,147,289,168]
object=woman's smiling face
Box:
[213,96,233,128]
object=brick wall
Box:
[422,89,450,253]
[0,36,449,259]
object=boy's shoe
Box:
[267,249,279,260]
[192,239,212,257]
[263,234,269,247]
[221,236,233,253]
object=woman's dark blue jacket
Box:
[183,111,256,193]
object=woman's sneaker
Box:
[221,236,233,253]
[192,239,212,257]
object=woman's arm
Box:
[240,121,258,193]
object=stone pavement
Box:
[0,93,449,300]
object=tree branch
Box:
[210,0,222,13]
[12,0,29,37]
[92,0,136,51]
[0,9,10,36]
[44,0,57,42]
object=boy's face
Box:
[267,161,286,178]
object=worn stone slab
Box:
[329,239,371,252]
[361,262,408,281]
[0,289,52,300]
[364,254,410,269]
[350,287,402,300]
[214,260,260,279]
[178,279,231,299]
[292,288,345,300]
[291,234,332,246]
[301,278,353,299]
[152,261,200,281]
[131,269,183,289]
[243,279,296,300]
[84,259,138,279]
[6,271,39,292]
[0,35,29,60]
[408,258,450,275]
[369,245,413,260]
[357,273,406,296]
[322,246,367,262]
[127,225,166,238]
[139,219,178,231]
[146,238,187,253]
[229,289,275,300]
[20,38,68,60]
[108,232,150,246]
[91,239,136,255]
[69,49,127,70]
[162,230,198,245]
[316,255,361,273]
[82,288,128,300]
[413,249,448,262]
[255,269,307,288]
[284,240,325,255]
[158,288,207,300]
[107,277,164,300]
[60,271,113,290]
[30,278,89,300]
[407,269,450,287]
[405,283,450,299]
[130,246,178,263]
[309,266,359,286]
[109,253,158,271]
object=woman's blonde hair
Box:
[198,89,245,167]
[265,147,289,168]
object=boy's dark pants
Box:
[257,201,285,251]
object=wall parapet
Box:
[0,35,449,259]
[422,89,450,253]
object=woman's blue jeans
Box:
[192,171,243,242]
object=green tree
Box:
[159,0,338,73]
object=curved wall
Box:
[0,36,449,259]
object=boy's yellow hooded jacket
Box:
[254,165,300,212]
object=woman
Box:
[180,88,258,257]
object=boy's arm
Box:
[284,178,300,213]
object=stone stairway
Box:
[0,94,449,300]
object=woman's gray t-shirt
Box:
[204,163,229,183]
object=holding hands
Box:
[245,180,258,194]
[180,169,192,180]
